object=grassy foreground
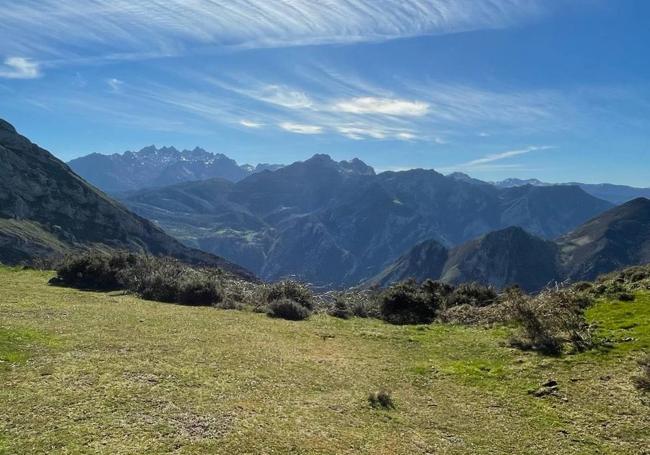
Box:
[1,267,648,454]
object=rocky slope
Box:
[0,119,253,279]
[120,154,611,287]
[367,198,650,291]
[68,146,282,193]
[558,197,650,281]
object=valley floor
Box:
[1,267,649,454]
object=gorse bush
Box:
[447,282,497,308]
[52,251,223,306]
[263,280,313,309]
[590,264,650,296]
[121,257,223,306]
[328,297,353,319]
[267,298,311,321]
[379,279,441,325]
[53,251,138,290]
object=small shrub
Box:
[328,298,352,319]
[618,292,635,302]
[214,299,244,310]
[379,280,439,325]
[633,354,650,392]
[368,390,394,409]
[572,281,593,292]
[176,272,223,306]
[267,298,311,321]
[447,282,497,308]
[264,280,313,309]
[630,271,648,283]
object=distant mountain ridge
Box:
[367,198,650,291]
[0,118,253,280]
[480,176,650,204]
[68,146,283,193]
[119,154,612,287]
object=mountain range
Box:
[448,174,650,205]
[118,154,613,287]
[367,197,650,291]
[69,149,649,205]
[68,146,282,193]
[0,118,253,280]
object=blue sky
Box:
[0,0,648,186]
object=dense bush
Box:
[508,288,593,355]
[447,282,497,308]
[267,298,311,321]
[328,297,353,319]
[121,257,223,306]
[379,280,441,325]
[52,251,138,290]
[264,280,313,309]
[52,251,224,306]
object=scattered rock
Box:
[529,379,559,397]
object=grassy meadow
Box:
[1,266,648,454]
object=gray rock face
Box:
[0,118,254,279]
[120,154,612,287]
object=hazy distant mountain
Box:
[120,154,611,287]
[0,118,253,280]
[68,146,283,193]
[487,176,650,204]
[558,197,650,281]
[439,227,560,291]
[366,198,650,291]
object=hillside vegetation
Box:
[1,266,648,454]
[0,118,251,279]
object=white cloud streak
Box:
[0,0,547,61]
[0,57,41,79]
[240,119,264,128]
[332,97,429,116]
[279,122,323,135]
[441,145,552,172]
[106,78,124,92]
[464,145,551,166]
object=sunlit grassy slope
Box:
[1,267,648,454]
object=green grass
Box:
[0,267,648,454]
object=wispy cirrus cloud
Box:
[240,119,264,128]
[0,0,549,63]
[331,97,429,116]
[279,122,323,135]
[106,78,124,93]
[0,57,41,79]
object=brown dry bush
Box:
[507,287,593,355]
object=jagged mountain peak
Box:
[68,146,283,193]
[0,119,17,133]
[294,154,374,176]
